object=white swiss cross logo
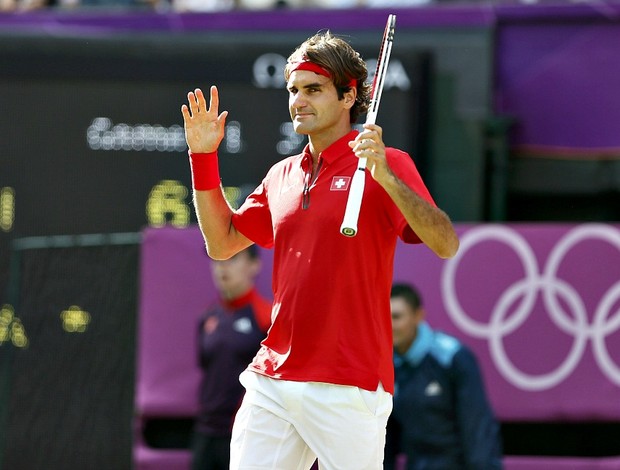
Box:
[330,176,351,191]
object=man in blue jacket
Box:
[385,283,503,470]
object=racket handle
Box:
[339,110,377,237]
[366,110,377,126]
[340,157,366,237]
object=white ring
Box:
[441,224,620,391]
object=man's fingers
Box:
[187,87,220,117]
[363,122,383,138]
[353,138,378,154]
[218,110,229,126]
[181,104,191,123]
[208,86,219,115]
[187,90,200,116]
[195,88,208,113]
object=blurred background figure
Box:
[12,0,159,11]
[192,245,271,470]
[0,0,17,11]
[385,282,503,470]
[362,0,430,8]
[173,0,316,12]
[172,0,235,12]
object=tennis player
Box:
[181,31,459,470]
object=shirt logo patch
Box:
[233,317,253,334]
[425,381,442,397]
[330,176,351,191]
[204,316,219,335]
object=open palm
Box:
[181,86,228,154]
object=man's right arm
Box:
[182,86,252,259]
[193,186,252,260]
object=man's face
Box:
[391,296,423,355]
[287,70,352,136]
[210,251,259,299]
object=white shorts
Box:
[230,370,393,470]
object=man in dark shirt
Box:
[192,245,271,470]
[385,283,503,470]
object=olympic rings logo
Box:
[441,224,620,391]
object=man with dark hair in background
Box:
[192,245,271,470]
[386,282,503,470]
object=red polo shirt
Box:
[231,131,435,394]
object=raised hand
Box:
[181,86,228,154]
[349,123,390,183]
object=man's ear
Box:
[343,88,357,109]
[417,307,427,322]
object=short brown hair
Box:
[285,31,371,123]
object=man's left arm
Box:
[350,123,459,259]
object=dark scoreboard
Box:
[0,32,428,300]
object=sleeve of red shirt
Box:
[385,148,437,244]
[231,179,275,249]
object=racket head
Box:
[367,14,396,123]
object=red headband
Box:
[289,60,331,79]
[289,60,357,89]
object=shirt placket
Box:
[302,157,323,210]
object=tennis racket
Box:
[340,14,396,237]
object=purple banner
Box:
[4,3,620,33]
[136,223,620,426]
[395,223,620,421]
[495,20,620,156]
[0,6,493,33]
